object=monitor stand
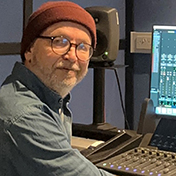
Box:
[137,98,161,135]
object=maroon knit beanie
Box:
[20,1,96,61]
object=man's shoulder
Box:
[0,80,40,105]
[0,80,42,123]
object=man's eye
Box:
[53,38,68,47]
[78,43,88,52]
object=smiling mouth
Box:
[60,67,73,71]
[58,66,79,72]
[57,68,77,75]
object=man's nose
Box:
[65,44,78,62]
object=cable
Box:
[113,68,130,129]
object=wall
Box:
[133,0,176,129]
[0,0,22,83]
[0,0,126,129]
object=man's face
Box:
[24,22,92,97]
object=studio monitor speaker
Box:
[85,6,119,65]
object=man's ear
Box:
[24,47,33,63]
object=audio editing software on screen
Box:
[150,25,176,116]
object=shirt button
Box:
[59,108,62,114]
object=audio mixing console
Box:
[96,146,176,176]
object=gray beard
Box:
[28,55,87,98]
[46,75,75,97]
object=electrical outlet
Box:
[136,36,151,49]
[131,32,152,53]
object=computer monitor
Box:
[150,25,176,116]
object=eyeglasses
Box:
[38,36,94,61]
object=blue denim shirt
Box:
[0,62,114,176]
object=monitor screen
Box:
[150,25,176,116]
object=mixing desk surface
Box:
[96,146,176,176]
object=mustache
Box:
[55,62,80,71]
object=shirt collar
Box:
[9,62,71,112]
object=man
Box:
[0,1,114,176]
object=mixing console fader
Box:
[96,147,176,176]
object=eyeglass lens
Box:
[51,37,93,61]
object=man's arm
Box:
[5,105,114,176]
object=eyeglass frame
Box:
[37,35,94,61]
